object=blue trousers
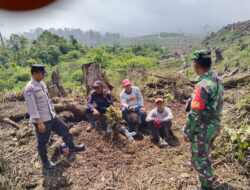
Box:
[122,106,147,132]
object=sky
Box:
[0,0,250,37]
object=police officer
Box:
[23,64,85,169]
[183,50,224,190]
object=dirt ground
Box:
[0,98,249,190]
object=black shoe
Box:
[42,160,55,170]
[74,144,85,152]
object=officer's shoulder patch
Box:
[191,85,205,110]
[25,86,33,96]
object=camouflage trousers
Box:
[190,132,218,189]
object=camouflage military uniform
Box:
[184,51,224,189]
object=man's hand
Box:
[103,90,110,98]
[93,108,100,121]
[38,121,46,133]
[128,106,135,111]
[140,107,146,112]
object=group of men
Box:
[23,49,223,190]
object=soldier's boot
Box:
[41,157,55,170]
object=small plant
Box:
[104,106,123,139]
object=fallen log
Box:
[54,103,87,120]
[223,73,250,89]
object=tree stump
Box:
[215,48,223,63]
[82,62,113,95]
[49,69,67,97]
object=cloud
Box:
[0,0,249,36]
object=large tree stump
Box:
[82,62,113,94]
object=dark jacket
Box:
[87,90,113,114]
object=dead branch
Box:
[2,118,21,129]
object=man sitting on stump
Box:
[146,98,174,147]
[23,64,85,170]
[120,79,147,135]
[86,80,113,132]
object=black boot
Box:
[74,144,85,152]
[42,158,55,170]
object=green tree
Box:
[8,34,28,65]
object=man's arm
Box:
[162,108,174,122]
[24,86,40,119]
[24,86,46,133]
[105,90,113,105]
[184,85,208,141]
[120,92,129,109]
[145,109,155,122]
[87,91,95,111]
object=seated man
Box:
[146,98,174,147]
[120,79,147,133]
[86,80,113,132]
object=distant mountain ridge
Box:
[22,28,201,52]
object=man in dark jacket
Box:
[86,80,113,132]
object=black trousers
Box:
[148,121,171,141]
[33,116,74,161]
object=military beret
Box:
[192,49,211,60]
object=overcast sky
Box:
[0,0,250,37]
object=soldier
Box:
[183,50,224,190]
[23,64,85,170]
[85,80,113,132]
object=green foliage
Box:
[215,93,250,159]
[60,50,83,62]
[0,30,171,92]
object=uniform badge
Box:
[191,86,205,110]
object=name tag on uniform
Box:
[36,91,45,98]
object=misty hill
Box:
[23,28,121,47]
[22,28,201,52]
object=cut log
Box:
[223,73,250,89]
[82,62,113,95]
[54,103,87,120]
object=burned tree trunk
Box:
[82,62,113,94]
